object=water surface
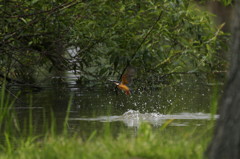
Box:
[11,75,221,137]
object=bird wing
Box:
[121,67,135,85]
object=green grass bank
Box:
[0,124,212,159]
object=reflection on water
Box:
[11,75,222,137]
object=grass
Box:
[0,83,214,159]
[0,124,211,159]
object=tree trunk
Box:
[206,1,233,33]
[206,1,240,159]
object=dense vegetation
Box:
[1,0,228,86]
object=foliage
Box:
[1,0,77,82]
[0,123,212,159]
[0,0,228,85]
[221,0,232,6]
[0,82,20,135]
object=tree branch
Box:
[119,10,164,81]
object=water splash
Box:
[69,109,219,127]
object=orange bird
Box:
[109,67,135,95]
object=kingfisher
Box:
[109,67,135,95]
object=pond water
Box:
[11,73,222,138]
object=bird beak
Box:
[114,82,119,86]
[108,80,120,85]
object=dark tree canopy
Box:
[1,0,227,86]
